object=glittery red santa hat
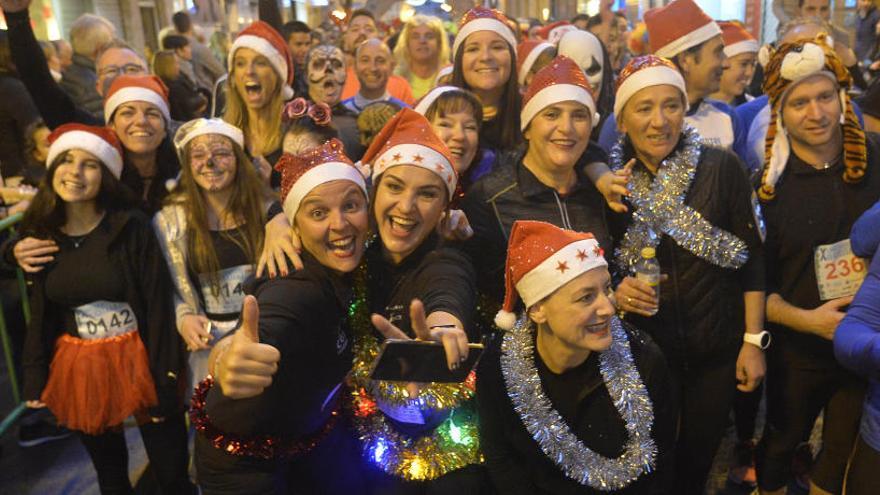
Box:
[362,108,457,200]
[229,21,294,100]
[719,21,758,58]
[452,7,517,59]
[47,123,124,179]
[536,21,577,44]
[275,138,366,220]
[644,0,720,59]
[104,74,170,123]
[521,56,597,131]
[517,39,555,86]
[614,55,688,117]
[495,220,607,330]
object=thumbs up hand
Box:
[215,295,281,399]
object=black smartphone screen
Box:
[369,340,484,383]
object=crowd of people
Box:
[0,0,879,493]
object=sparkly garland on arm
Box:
[346,263,483,480]
[501,315,656,491]
[610,125,749,275]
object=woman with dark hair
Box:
[450,7,522,152]
[154,118,273,394]
[21,123,193,494]
[0,29,40,179]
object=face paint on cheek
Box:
[586,56,603,94]
[307,46,346,85]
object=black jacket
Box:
[0,74,40,177]
[477,324,677,494]
[609,144,765,369]
[462,145,611,304]
[22,209,184,417]
[59,53,102,119]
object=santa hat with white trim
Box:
[613,55,689,119]
[414,85,460,115]
[517,40,555,86]
[173,118,245,157]
[452,7,517,60]
[536,21,578,45]
[276,138,367,220]
[362,107,457,200]
[47,123,124,179]
[229,21,294,100]
[495,220,607,330]
[521,56,598,131]
[644,0,721,59]
[104,75,170,123]
[719,21,758,59]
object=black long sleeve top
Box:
[22,210,183,417]
[476,325,678,495]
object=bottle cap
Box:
[640,247,656,259]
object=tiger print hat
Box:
[760,34,866,201]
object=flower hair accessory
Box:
[282,98,332,126]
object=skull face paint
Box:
[306,45,346,107]
[558,30,605,96]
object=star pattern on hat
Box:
[413,154,424,163]
[576,249,588,262]
[392,153,402,162]
[434,163,445,173]
[556,261,569,274]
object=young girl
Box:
[21,124,192,494]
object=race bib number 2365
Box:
[814,239,867,301]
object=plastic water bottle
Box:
[634,247,660,315]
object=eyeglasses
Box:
[98,63,147,79]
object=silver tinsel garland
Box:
[500,315,657,491]
[610,125,749,275]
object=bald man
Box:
[341,39,409,114]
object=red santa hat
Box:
[495,220,607,330]
[536,21,578,45]
[104,74,170,123]
[719,21,759,59]
[275,138,367,220]
[452,7,517,60]
[414,85,461,115]
[47,123,124,179]
[521,56,598,131]
[229,21,294,100]
[517,40,555,86]
[614,55,689,118]
[644,0,721,59]
[362,108,457,200]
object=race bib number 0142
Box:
[814,239,867,301]
[74,300,138,340]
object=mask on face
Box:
[306,45,347,106]
[558,31,605,96]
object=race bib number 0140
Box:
[74,300,138,340]
[199,264,253,315]
[814,239,867,301]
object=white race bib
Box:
[814,239,867,300]
[74,300,137,340]
[199,264,253,315]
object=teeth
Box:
[131,131,150,137]
[390,216,417,232]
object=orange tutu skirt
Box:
[41,331,158,435]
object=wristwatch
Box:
[743,330,771,350]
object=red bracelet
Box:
[189,376,339,460]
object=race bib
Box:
[376,396,426,425]
[814,239,867,300]
[74,300,137,340]
[199,264,253,315]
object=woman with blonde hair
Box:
[393,15,450,100]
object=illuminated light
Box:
[408,458,426,479]
[448,420,462,444]
[238,17,245,23]
[406,0,427,5]
[399,4,416,23]
[373,438,387,463]
[440,3,452,12]
[47,19,61,40]
[541,8,550,21]
[331,9,347,21]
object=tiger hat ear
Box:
[758,43,773,69]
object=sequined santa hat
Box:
[452,7,517,59]
[495,220,607,330]
[104,74,170,123]
[644,0,721,59]
[47,123,124,179]
[361,107,457,200]
[613,55,689,118]
[719,21,758,59]
[229,21,294,100]
[517,40,555,86]
[275,138,367,220]
[536,21,578,45]
[759,35,865,201]
[521,56,598,131]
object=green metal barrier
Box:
[0,212,27,436]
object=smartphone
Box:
[369,339,484,383]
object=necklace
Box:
[610,125,748,275]
[501,315,657,490]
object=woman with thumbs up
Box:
[193,138,371,494]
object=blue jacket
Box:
[834,200,880,451]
